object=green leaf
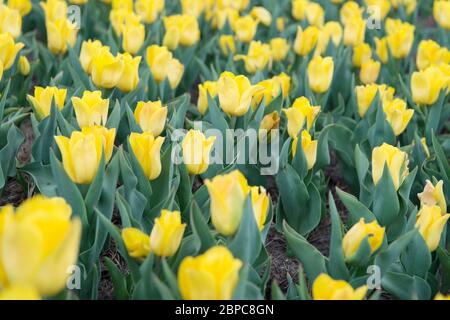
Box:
[336,187,376,225]
[190,200,215,253]
[373,163,400,226]
[271,281,286,300]
[104,257,129,300]
[400,231,431,278]
[382,272,431,300]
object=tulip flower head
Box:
[342,218,385,259]
[312,273,367,300]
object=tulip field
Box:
[0,0,449,302]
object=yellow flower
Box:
[233,15,258,43]
[197,81,218,115]
[251,74,290,108]
[391,0,417,15]
[273,73,291,98]
[181,0,205,17]
[40,0,67,22]
[219,35,236,56]
[434,0,450,29]
[416,40,450,70]
[292,130,318,170]
[178,246,242,300]
[294,25,319,56]
[323,21,343,47]
[360,58,381,84]
[434,293,450,300]
[72,90,109,128]
[182,130,216,175]
[209,8,239,30]
[110,9,134,36]
[259,111,280,141]
[342,218,385,259]
[291,0,308,21]
[415,205,450,252]
[163,14,200,49]
[122,17,145,55]
[135,0,164,24]
[343,17,365,46]
[411,66,447,106]
[355,84,395,117]
[129,132,165,180]
[0,285,40,300]
[418,180,447,215]
[80,126,116,163]
[121,227,151,259]
[0,4,22,39]
[372,143,409,191]
[250,6,272,26]
[150,210,186,257]
[364,0,391,19]
[79,40,109,75]
[270,38,290,61]
[352,43,372,68]
[205,170,250,236]
[0,33,24,70]
[307,55,334,93]
[385,18,415,59]
[117,53,141,92]
[250,186,269,230]
[283,96,320,138]
[340,1,363,25]
[55,131,103,184]
[134,100,167,136]
[234,41,272,74]
[146,44,184,89]
[276,17,285,31]
[28,86,67,120]
[374,37,388,63]
[382,98,414,136]
[312,273,367,300]
[46,18,77,55]
[0,195,81,296]
[305,2,324,27]
[18,55,30,75]
[91,50,125,89]
[217,71,263,116]
[8,0,32,16]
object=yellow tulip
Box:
[129,132,165,180]
[178,246,242,300]
[323,21,343,47]
[391,0,417,15]
[415,205,450,252]
[385,18,415,59]
[46,18,77,55]
[418,180,447,215]
[0,4,22,39]
[360,58,381,84]
[411,66,447,106]
[117,53,141,92]
[80,126,116,163]
[250,6,272,26]
[292,130,318,170]
[283,96,320,138]
[150,210,186,257]
[312,273,367,300]
[91,50,125,89]
[259,111,280,141]
[372,143,409,191]
[205,170,250,236]
[364,0,391,19]
[121,17,145,55]
[294,25,319,56]
[146,44,184,89]
[313,29,331,56]
[233,15,258,43]
[273,72,291,98]
[434,0,450,29]
[135,0,164,24]
[217,71,263,116]
[28,86,67,120]
[182,130,216,175]
[110,9,135,36]
[72,90,109,128]
[250,186,269,230]
[307,55,334,93]
[374,37,388,63]
[40,0,67,22]
[382,98,414,136]
[18,55,30,75]
[276,17,285,31]
[0,33,24,70]
[343,17,366,46]
[209,8,239,30]
[163,14,200,49]
[79,40,109,75]
[55,131,103,184]
[134,100,167,136]
[251,73,290,108]
[270,38,290,61]
[355,84,395,117]
[291,0,308,21]
[342,218,385,259]
[340,1,363,25]
[234,41,272,74]
[352,43,372,68]
[305,2,324,27]
[8,0,32,16]
[0,195,81,296]
[417,40,450,71]
[181,0,205,17]
[219,35,236,56]
[197,81,218,115]
[0,285,40,300]
[434,293,450,300]
[121,227,151,259]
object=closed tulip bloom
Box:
[0,195,81,297]
[305,2,324,27]
[122,18,145,55]
[217,71,264,116]
[79,40,109,74]
[150,210,186,257]
[434,0,450,29]
[323,21,343,47]
[8,0,32,16]
[352,43,372,67]
[233,15,258,43]
[28,86,67,120]
[181,0,205,17]
[294,25,319,56]
[110,9,134,36]
[374,37,388,63]
[146,45,185,89]
[276,17,285,31]
[342,218,385,259]
[307,55,334,93]
[117,53,141,92]
[270,38,290,61]
[434,293,450,300]
[234,41,272,74]
[121,227,151,259]
[135,0,164,24]
[178,246,242,300]
[291,0,308,21]
[197,81,218,115]
[46,18,77,54]
[219,35,236,56]
[355,84,395,117]
[360,58,380,84]
[382,98,414,136]
[18,55,30,75]
[40,0,67,21]
[411,66,447,106]
[385,19,415,59]
[81,126,116,163]
[0,285,40,300]
[343,17,365,46]
[252,74,290,108]
[129,132,165,180]
[182,130,216,175]
[205,170,250,236]
[0,33,24,70]
[364,0,391,19]
[313,273,367,300]
[314,29,331,56]
[209,8,239,30]
[72,90,109,128]
[0,4,22,39]
[283,96,320,138]
[55,131,103,184]
[163,15,200,49]
[112,0,133,11]
[416,205,450,252]
[250,6,272,26]
[250,186,269,230]
[259,111,280,141]
[372,143,409,191]
[340,1,363,25]
[273,73,291,98]
[91,50,125,89]
[416,40,450,70]
[418,180,447,215]
[134,100,167,136]
[292,130,318,170]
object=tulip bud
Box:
[250,186,269,230]
[294,25,319,56]
[418,180,447,215]
[292,130,318,170]
[276,17,285,31]
[305,2,324,27]
[374,37,388,63]
[270,37,290,61]
[181,0,205,17]
[72,90,109,128]
[360,58,380,84]
[129,132,165,180]
[117,53,141,92]
[352,43,372,68]
[150,210,186,257]
[233,15,258,43]
[415,205,450,252]
[122,228,151,259]
[205,170,250,236]
[250,6,272,26]
[146,45,184,89]
[121,17,145,55]
[28,86,67,120]
[283,96,320,138]
[234,41,272,74]
[46,18,77,55]
[40,0,67,21]
[355,84,395,117]
[411,66,447,106]
[372,143,409,191]
[323,21,343,47]
[340,1,363,25]
[8,0,33,16]
[134,100,168,136]
[291,0,308,21]
[18,55,30,75]
[81,126,116,163]
[0,4,22,39]
[163,15,200,48]
[219,35,236,56]
[0,33,24,70]
[135,0,164,24]
[342,218,385,259]
[91,50,125,89]
[79,40,108,74]
[434,293,450,300]
[182,130,216,175]
[382,98,414,136]
[197,81,218,115]
[434,0,450,29]
[416,40,450,70]
[307,55,334,93]
[312,273,367,300]
[385,18,415,59]
[178,246,242,300]
[258,111,280,141]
